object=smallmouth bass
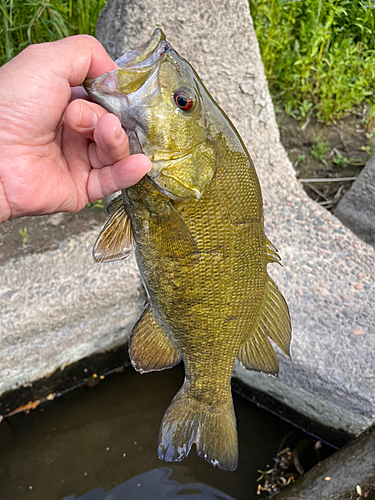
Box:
[84,29,291,471]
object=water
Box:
[0,364,320,500]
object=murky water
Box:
[0,364,319,500]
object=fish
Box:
[84,28,291,472]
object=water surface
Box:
[0,364,305,500]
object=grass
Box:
[0,0,108,66]
[249,0,375,125]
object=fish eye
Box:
[174,89,194,111]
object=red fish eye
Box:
[174,90,194,111]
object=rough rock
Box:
[0,0,374,441]
[276,429,375,499]
[335,154,375,247]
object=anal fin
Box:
[238,276,291,376]
[129,305,181,373]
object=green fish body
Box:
[84,29,291,471]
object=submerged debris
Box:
[256,432,331,497]
[256,447,299,496]
[6,399,41,417]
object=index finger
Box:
[52,35,118,84]
[11,35,117,88]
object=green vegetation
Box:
[0,0,107,66]
[297,153,306,164]
[310,139,329,161]
[87,199,106,209]
[19,227,29,246]
[250,0,375,124]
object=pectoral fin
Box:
[129,305,181,373]
[149,202,199,262]
[105,194,124,216]
[93,204,135,263]
[238,276,291,376]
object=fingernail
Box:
[78,102,98,129]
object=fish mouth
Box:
[84,28,170,120]
[115,28,167,68]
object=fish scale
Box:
[84,28,291,471]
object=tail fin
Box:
[157,384,238,471]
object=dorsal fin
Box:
[265,236,282,266]
[129,305,181,373]
[93,205,135,263]
[149,202,199,262]
[237,276,291,376]
[105,194,124,216]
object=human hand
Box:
[0,35,151,223]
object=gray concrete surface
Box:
[0,0,374,439]
[0,232,146,396]
[335,153,375,247]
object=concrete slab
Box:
[335,154,375,247]
[0,0,374,441]
[0,231,146,396]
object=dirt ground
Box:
[278,109,374,210]
[1,110,373,265]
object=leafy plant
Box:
[19,227,29,246]
[310,139,329,161]
[332,153,348,167]
[249,0,375,125]
[332,152,369,167]
[284,101,298,119]
[299,100,314,119]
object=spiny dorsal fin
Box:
[265,236,282,266]
[237,276,291,376]
[129,305,181,373]
[93,204,135,263]
[105,194,123,216]
[149,202,199,262]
